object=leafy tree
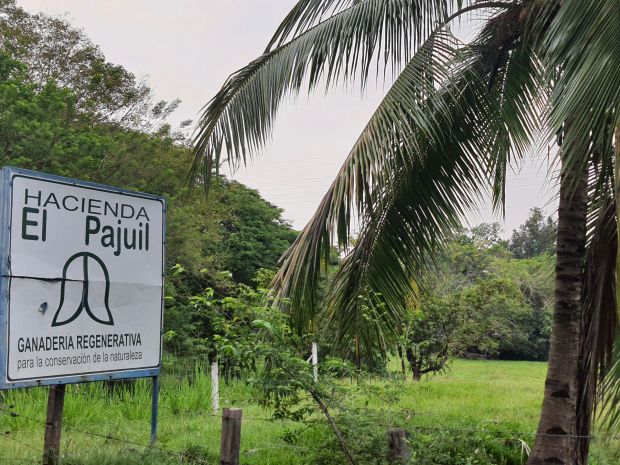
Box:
[0,31,296,344]
[400,296,455,380]
[180,279,361,465]
[194,2,620,462]
[446,233,499,285]
[164,270,286,377]
[470,222,507,250]
[508,208,557,259]
[415,231,552,363]
[0,0,188,133]
[454,278,542,360]
[213,180,297,283]
[498,253,554,359]
[251,322,359,465]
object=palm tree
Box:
[194,1,620,463]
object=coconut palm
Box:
[193,1,620,463]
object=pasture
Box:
[1,360,617,464]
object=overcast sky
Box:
[18,0,557,235]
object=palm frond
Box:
[326,107,492,356]
[580,158,617,451]
[192,0,500,189]
[592,127,620,439]
[275,5,545,345]
[478,8,547,210]
[600,339,620,436]
[265,0,357,50]
[547,1,620,441]
[272,27,471,332]
[541,0,620,164]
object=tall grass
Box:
[0,363,302,464]
[164,364,213,414]
[0,360,618,464]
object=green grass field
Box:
[0,360,617,464]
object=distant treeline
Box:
[417,216,556,363]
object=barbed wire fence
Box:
[1,365,618,464]
[0,407,309,464]
[0,364,312,464]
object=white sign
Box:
[0,169,164,387]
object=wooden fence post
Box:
[42,384,66,465]
[220,408,242,465]
[387,427,410,464]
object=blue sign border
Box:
[0,166,166,390]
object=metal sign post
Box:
[150,375,160,445]
[0,167,166,459]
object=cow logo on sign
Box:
[52,252,115,327]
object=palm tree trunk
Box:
[528,151,588,465]
[616,124,620,302]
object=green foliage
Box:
[221,289,401,463]
[246,311,346,421]
[454,278,546,360]
[163,269,286,371]
[310,420,527,465]
[308,217,554,374]
[406,426,525,465]
[211,181,297,284]
[2,359,618,465]
[415,224,554,362]
[0,0,159,130]
[0,46,295,288]
[194,0,620,453]
[307,408,390,465]
[508,208,557,259]
[0,10,297,357]
[400,295,455,380]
